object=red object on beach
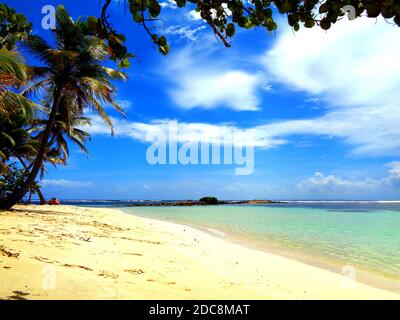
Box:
[48,198,60,205]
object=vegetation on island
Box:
[1,1,399,209]
[125,198,281,206]
[199,197,219,205]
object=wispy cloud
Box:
[253,104,400,156]
[86,108,400,157]
[164,25,206,41]
[84,115,285,148]
[115,99,132,110]
[87,16,400,159]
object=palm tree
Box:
[0,112,37,174]
[0,111,47,204]
[28,105,93,204]
[1,5,126,209]
[0,101,93,206]
[0,47,37,118]
[33,102,92,165]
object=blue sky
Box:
[7,0,400,200]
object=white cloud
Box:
[142,184,151,191]
[85,116,284,148]
[84,115,400,197]
[259,16,400,156]
[186,10,201,21]
[265,17,400,108]
[163,44,264,111]
[89,17,400,156]
[164,25,206,41]
[170,70,262,111]
[115,99,132,110]
[382,161,400,187]
[297,162,400,196]
[187,3,232,21]
[87,104,400,157]
[388,161,400,177]
[253,104,400,156]
[41,179,94,188]
[159,0,177,9]
[297,172,378,193]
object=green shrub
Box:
[0,163,40,203]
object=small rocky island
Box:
[126,197,284,207]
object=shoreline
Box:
[1,205,399,299]
[188,222,400,294]
[125,211,400,295]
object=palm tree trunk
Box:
[36,188,47,205]
[14,154,47,205]
[1,90,62,210]
[27,190,32,204]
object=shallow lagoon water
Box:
[119,202,400,280]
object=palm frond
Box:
[0,47,27,83]
[89,97,114,134]
[0,90,38,117]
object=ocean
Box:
[65,200,400,281]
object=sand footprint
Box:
[32,256,59,264]
[124,269,144,275]
[98,270,119,278]
[62,263,93,271]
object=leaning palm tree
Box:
[1,5,126,209]
[33,101,92,166]
[29,105,92,204]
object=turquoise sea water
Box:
[119,203,400,280]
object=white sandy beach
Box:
[0,205,399,300]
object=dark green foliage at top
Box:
[0,3,32,49]
[2,1,400,67]
[96,0,400,65]
[200,196,219,204]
